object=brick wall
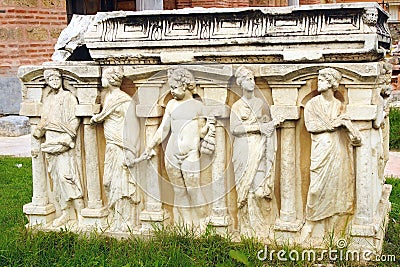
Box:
[172,0,300,9]
[163,0,176,10]
[176,0,191,8]
[250,0,287,6]
[0,0,67,77]
[176,0,248,9]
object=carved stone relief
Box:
[301,68,361,242]
[90,66,141,232]
[230,66,282,238]
[85,3,391,63]
[133,67,214,226]
[21,3,392,254]
[33,69,84,228]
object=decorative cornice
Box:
[84,3,390,64]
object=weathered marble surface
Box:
[84,3,390,64]
[52,15,96,61]
[21,3,392,254]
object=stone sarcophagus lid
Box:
[20,2,392,254]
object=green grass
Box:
[0,157,32,256]
[389,107,400,150]
[0,156,399,266]
[383,178,400,264]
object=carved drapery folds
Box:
[20,3,391,253]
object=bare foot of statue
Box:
[53,211,69,227]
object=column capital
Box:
[267,82,306,89]
[76,104,102,117]
[133,80,165,88]
[135,80,163,118]
[136,104,164,118]
[75,83,100,106]
[20,103,42,117]
[269,82,304,107]
[202,85,228,106]
[271,106,300,121]
[203,105,230,119]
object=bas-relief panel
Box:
[84,4,391,66]
[21,63,391,253]
[89,9,388,43]
[20,61,387,258]
[20,3,392,254]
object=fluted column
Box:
[345,84,379,238]
[135,80,169,232]
[268,82,304,236]
[82,118,103,210]
[278,121,297,222]
[80,117,109,228]
[203,84,231,234]
[19,76,56,226]
[23,117,56,226]
[74,72,109,229]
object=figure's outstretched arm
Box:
[126,103,173,166]
[147,107,171,151]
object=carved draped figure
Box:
[304,95,354,221]
[230,96,277,233]
[95,90,140,208]
[40,90,82,210]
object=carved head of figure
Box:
[363,8,378,26]
[317,68,342,93]
[102,66,124,89]
[167,67,196,100]
[235,66,255,92]
[44,69,62,91]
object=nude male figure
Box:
[138,67,213,225]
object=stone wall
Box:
[0,0,66,114]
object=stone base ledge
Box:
[351,224,376,237]
[274,218,304,232]
[209,215,230,227]
[351,184,392,254]
[23,202,56,215]
[139,210,169,222]
[81,207,109,218]
[23,203,56,226]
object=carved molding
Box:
[85,3,390,63]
